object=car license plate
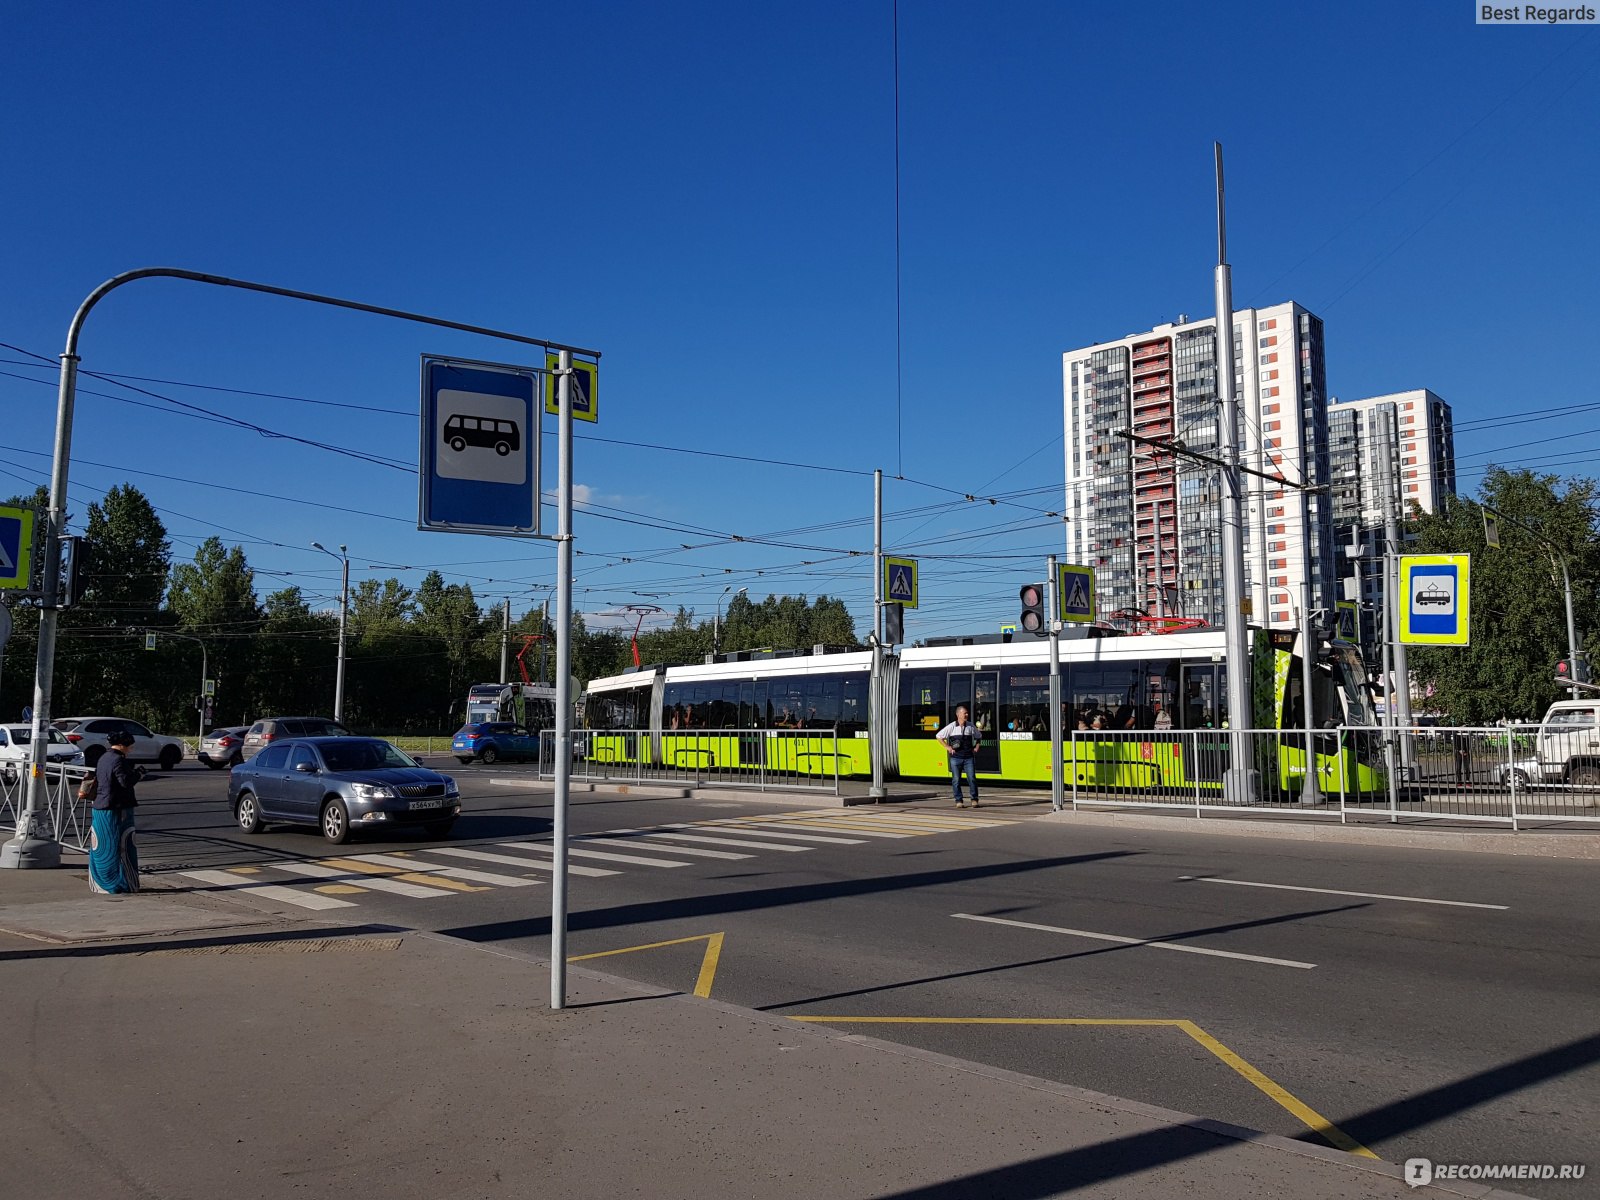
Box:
[408,798,444,810]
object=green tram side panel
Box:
[585,732,646,764]
[657,732,867,778]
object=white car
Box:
[54,716,186,771]
[0,724,83,784]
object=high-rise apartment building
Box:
[1328,390,1457,643]
[1063,301,1334,630]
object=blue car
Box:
[228,737,460,844]
[451,722,540,765]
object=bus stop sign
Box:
[419,355,541,537]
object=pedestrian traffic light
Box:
[1019,582,1047,636]
[883,602,904,646]
[59,536,87,608]
[1558,659,1572,681]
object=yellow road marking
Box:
[568,932,726,999]
[1174,1020,1378,1159]
[227,866,262,875]
[314,884,367,895]
[790,1015,1375,1158]
[319,857,488,893]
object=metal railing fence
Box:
[0,762,94,851]
[1064,725,1600,830]
[545,727,844,794]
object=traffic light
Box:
[59,536,87,608]
[1018,582,1047,637]
[1558,659,1572,681]
[883,603,904,646]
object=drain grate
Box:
[146,936,403,957]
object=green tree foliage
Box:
[1408,467,1600,723]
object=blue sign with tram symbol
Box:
[419,356,540,537]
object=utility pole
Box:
[499,597,511,685]
[869,469,886,800]
[311,542,349,724]
[1214,143,1257,805]
[1047,556,1064,811]
[1374,409,1416,777]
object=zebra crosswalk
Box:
[175,806,1013,912]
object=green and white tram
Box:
[581,627,1383,794]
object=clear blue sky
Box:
[4,2,1597,642]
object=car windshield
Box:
[318,740,418,772]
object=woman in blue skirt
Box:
[87,730,141,894]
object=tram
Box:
[580,627,1384,794]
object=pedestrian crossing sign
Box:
[544,355,598,423]
[1335,601,1358,640]
[0,505,35,592]
[884,556,918,609]
[1057,563,1095,624]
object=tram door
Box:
[1180,664,1227,783]
[946,671,1001,774]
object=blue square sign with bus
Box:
[419,355,540,537]
[1400,554,1470,645]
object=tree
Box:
[414,571,489,727]
[1407,467,1600,723]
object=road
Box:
[132,759,1600,1199]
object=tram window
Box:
[900,671,945,738]
[841,677,866,731]
[1001,670,1050,735]
[1146,660,1178,730]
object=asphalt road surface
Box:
[131,760,1600,1199]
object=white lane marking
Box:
[630,829,814,852]
[1179,875,1509,910]
[691,825,865,845]
[580,836,752,861]
[952,913,1317,970]
[498,841,691,868]
[271,860,453,898]
[178,869,358,911]
[734,820,911,838]
[428,846,617,877]
[352,853,543,888]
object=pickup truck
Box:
[1507,700,1600,787]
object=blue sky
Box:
[4,2,1597,642]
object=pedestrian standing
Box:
[936,704,982,808]
[86,731,141,894]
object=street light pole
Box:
[152,630,208,750]
[714,586,745,659]
[311,542,349,723]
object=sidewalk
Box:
[0,867,1532,1200]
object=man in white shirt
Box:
[936,704,982,808]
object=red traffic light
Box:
[1019,582,1046,634]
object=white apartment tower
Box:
[1062,301,1335,630]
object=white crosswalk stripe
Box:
[426,846,618,877]
[498,840,692,868]
[349,852,543,887]
[272,860,455,898]
[185,803,1005,910]
[177,869,358,911]
[578,836,752,860]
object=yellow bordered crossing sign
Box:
[0,505,35,592]
[1399,554,1470,646]
[884,556,918,609]
[544,355,598,423]
[1057,563,1095,624]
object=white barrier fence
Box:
[0,762,95,851]
[542,728,844,794]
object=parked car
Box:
[54,716,185,770]
[0,724,83,784]
[1502,699,1600,789]
[239,716,350,761]
[198,725,251,770]
[229,737,460,844]
[451,721,541,765]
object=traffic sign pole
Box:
[551,351,575,1010]
[1047,555,1063,812]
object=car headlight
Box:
[352,783,397,800]
[443,777,459,798]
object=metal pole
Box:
[198,642,208,750]
[1047,556,1064,811]
[0,352,76,868]
[2,265,596,872]
[335,550,348,725]
[538,595,550,686]
[551,350,575,1009]
[1559,556,1580,700]
[869,469,886,799]
[500,597,510,686]
[1298,594,1320,805]
[1213,143,1257,805]
[1375,411,1415,778]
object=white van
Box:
[1524,700,1600,787]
